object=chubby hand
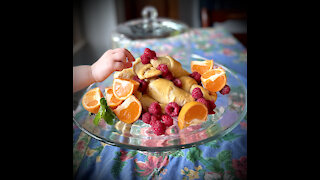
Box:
[91,48,135,82]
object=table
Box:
[73,27,247,180]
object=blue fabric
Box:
[73,28,247,180]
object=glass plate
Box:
[73,62,247,152]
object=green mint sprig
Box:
[93,97,117,126]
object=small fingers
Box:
[113,48,135,62]
[114,61,126,71]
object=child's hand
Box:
[91,48,135,82]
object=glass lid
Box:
[114,6,190,40]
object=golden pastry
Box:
[113,68,136,80]
[190,84,217,102]
[150,56,190,78]
[133,58,162,79]
[147,78,194,106]
[177,76,198,92]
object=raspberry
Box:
[139,80,149,93]
[148,102,162,115]
[163,71,174,81]
[208,100,216,114]
[191,87,203,99]
[142,112,152,124]
[196,97,210,111]
[140,54,150,64]
[157,64,169,76]
[165,102,181,117]
[209,100,216,110]
[151,120,166,135]
[150,115,160,126]
[144,48,157,59]
[133,76,149,93]
[161,114,173,127]
[220,85,231,95]
[189,71,201,84]
[173,78,182,88]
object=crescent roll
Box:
[113,68,136,80]
[147,78,194,106]
[133,58,162,79]
[150,56,190,78]
[177,76,198,92]
[190,84,217,102]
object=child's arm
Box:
[73,48,135,93]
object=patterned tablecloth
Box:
[73,27,247,180]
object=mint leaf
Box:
[100,98,116,125]
[93,111,101,126]
[93,98,117,126]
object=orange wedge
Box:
[104,87,123,108]
[82,87,104,114]
[113,95,142,124]
[178,101,208,129]
[191,60,214,75]
[201,68,227,93]
[113,78,139,100]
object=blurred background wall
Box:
[73,0,246,109]
[73,0,247,66]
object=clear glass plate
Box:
[73,62,247,152]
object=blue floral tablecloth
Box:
[73,27,247,180]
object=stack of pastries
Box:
[113,48,220,136]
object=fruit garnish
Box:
[178,101,208,130]
[113,78,139,100]
[189,71,201,84]
[104,87,123,108]
[113,95,142,124]
[165,102,181,117]
[191,60,214,75]
[201,68,227,93]
[219,84,231,95]
[82,87,104,114]
[148,102,162,116]
[191,87,203,99]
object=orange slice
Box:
[178,101,208,129]
[201,68,227,93]
[112,78,139,100]
[191,60,214,75]
[104,87,123,108]
[82,87,104,114]
[113,95,142,124]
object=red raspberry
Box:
[142,112,152,124]
[139,80,148,93]
[220,85,231,95]
[165,102,181,117]
[148,102,162,115]
[208,100,216,114]
[163,71,174,81]
[191,87,203,99]
[173,78,182,88]
[150,115,160,126]
[161,114,173,127]
[144,48,157,59]
[140,54,150,64]
[189,71,201,84]
[133,76,149,93]
[209,100,216,110]
[157,64,169,76]
[151,120,166,135]
[196,97,210,111]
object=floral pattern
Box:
[73,27,247,180]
